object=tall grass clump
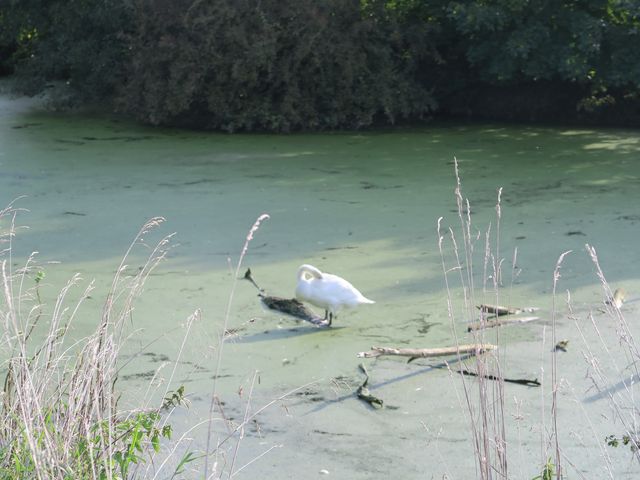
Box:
[576,246,640,468]
[437,159,571,479]
[0,203,186,479]
[437,160,640,479]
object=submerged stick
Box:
[457,369,541,387]
[356,363,383,408]
[467,316,540,332]
[357,344,497,359]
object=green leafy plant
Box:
[532,457,556,480]
[606,433,640,452]
[163,385,188,410]
[0,210,194,479]
[110,412,171,478]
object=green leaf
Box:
[172,451,198,478]
[35,270,45,284]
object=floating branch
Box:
[357,344,497,359]
[467,316,540,332]
[476,304,539,316]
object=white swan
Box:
[295,264,374,325]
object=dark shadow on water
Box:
[233,325,348,343]
[583,373,640,404]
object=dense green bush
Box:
[2,0,640,129]
[120,0,435,131]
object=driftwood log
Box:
[357,344,497,359]
[467,316,540,332]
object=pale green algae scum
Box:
[2,93,640,478]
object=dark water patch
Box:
[12,122,42,129]
[81,135,157,142]
[324,245,358,251]
[395,317,437,336]
[515,235,526,240]
[417,322,437,335]
[179,286,205,293]
[142,352,171,362]
[318,198,361,204]
[181,360,208,371]
[617,214,640,223]
[245,173,279,179]
[360,181,403,190]
[449,206,473,214]
[0,172,32,180]
[357,334,396,342]
[63,211,87,216]
[121,370,156,380]
[183,178,218,185]
[146,270,187,277]
[507,179,568,206]
[55,138,86,145]
[235,325,345,343]
[566,230,586,236]
[294,389,325,403]
[310,167,341,174]
[313,429,354,436]
[157,178,219,187]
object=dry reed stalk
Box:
[204,213,270,479]
[548,250,571,479]
[438,158,509,479]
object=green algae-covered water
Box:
[2,94,640,478]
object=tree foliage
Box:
[1,0,132,101]
[446,0,640,121]
[1,0,639,130]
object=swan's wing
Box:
[322,273,372,305]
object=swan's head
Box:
[297,264,323,281]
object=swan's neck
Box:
[298,264,323,281]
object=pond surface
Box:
[2,94,640,478]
